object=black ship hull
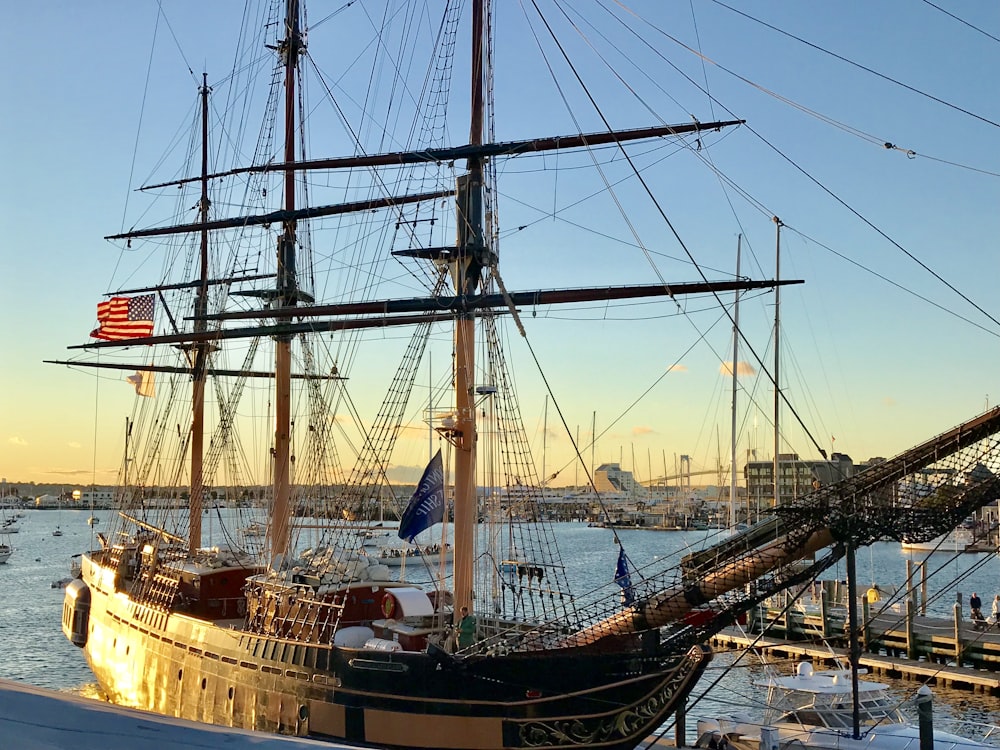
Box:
[69,553,710,750]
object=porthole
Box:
[228,687,234,700]
[201,678,207,690]
[298,705,308,721]
[177,669,183,681]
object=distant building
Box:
[79,489,116,509]
[594,463,645,499]
[34,494,62,509]
[745,452,858,508]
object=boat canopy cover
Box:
[386,587,434,617]
[757,663,889,694]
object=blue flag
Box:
[615,545,635,605]
[398,450,445,542]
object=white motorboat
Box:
[697,662,993,750]
[369,543,453,568]
[900,528,974,553]
[0,536,12,564]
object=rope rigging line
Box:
[919,0,1000,44]
[708,0,1000,130]
[520,2,841,466]
[739,119,1000,332]
[780,224,1000,341]
[599,2,1000,335]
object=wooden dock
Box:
[710,625,1000,695]
[752,590,1000,668]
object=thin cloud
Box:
[8,436,27,446]
[719,361,756,377]
[632,426,655,436]
[67,441,82,449]
[667,364,687,373]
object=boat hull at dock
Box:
[72,552,710,750]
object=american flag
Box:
[90,295,155,341]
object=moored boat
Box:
[368,542,454,567]
[697,661,996,750]
[51,2,1000,749]
[900,528,974,553]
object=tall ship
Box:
[53,3,1000,749]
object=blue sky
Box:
[2,1,998,486]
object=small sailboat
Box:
[0,504,21,534]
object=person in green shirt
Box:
[456,606,476,650]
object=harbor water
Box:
[1,509,997,740]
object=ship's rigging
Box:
[52,2,1000,749]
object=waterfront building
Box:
[745,453,859,509]
[594,463,647,499]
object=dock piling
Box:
[916,685,933,750]
[760,726,779,750]
[820,589,830,639]
[920,563,927,616]
[675,698,686,748]
[862,596,871,652]
[953,602,963,665]
[905,598,917,660]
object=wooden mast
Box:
[729,236,741,530]
[772,217,782,509]
[272,1,302,563]
[451,0,487,616]
[189,72,210,551]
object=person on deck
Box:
[970,592,986,630]
[992,594,1000,626]
[456,606,477,650]
[969,592,982,617]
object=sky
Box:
[1,1,999,488]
